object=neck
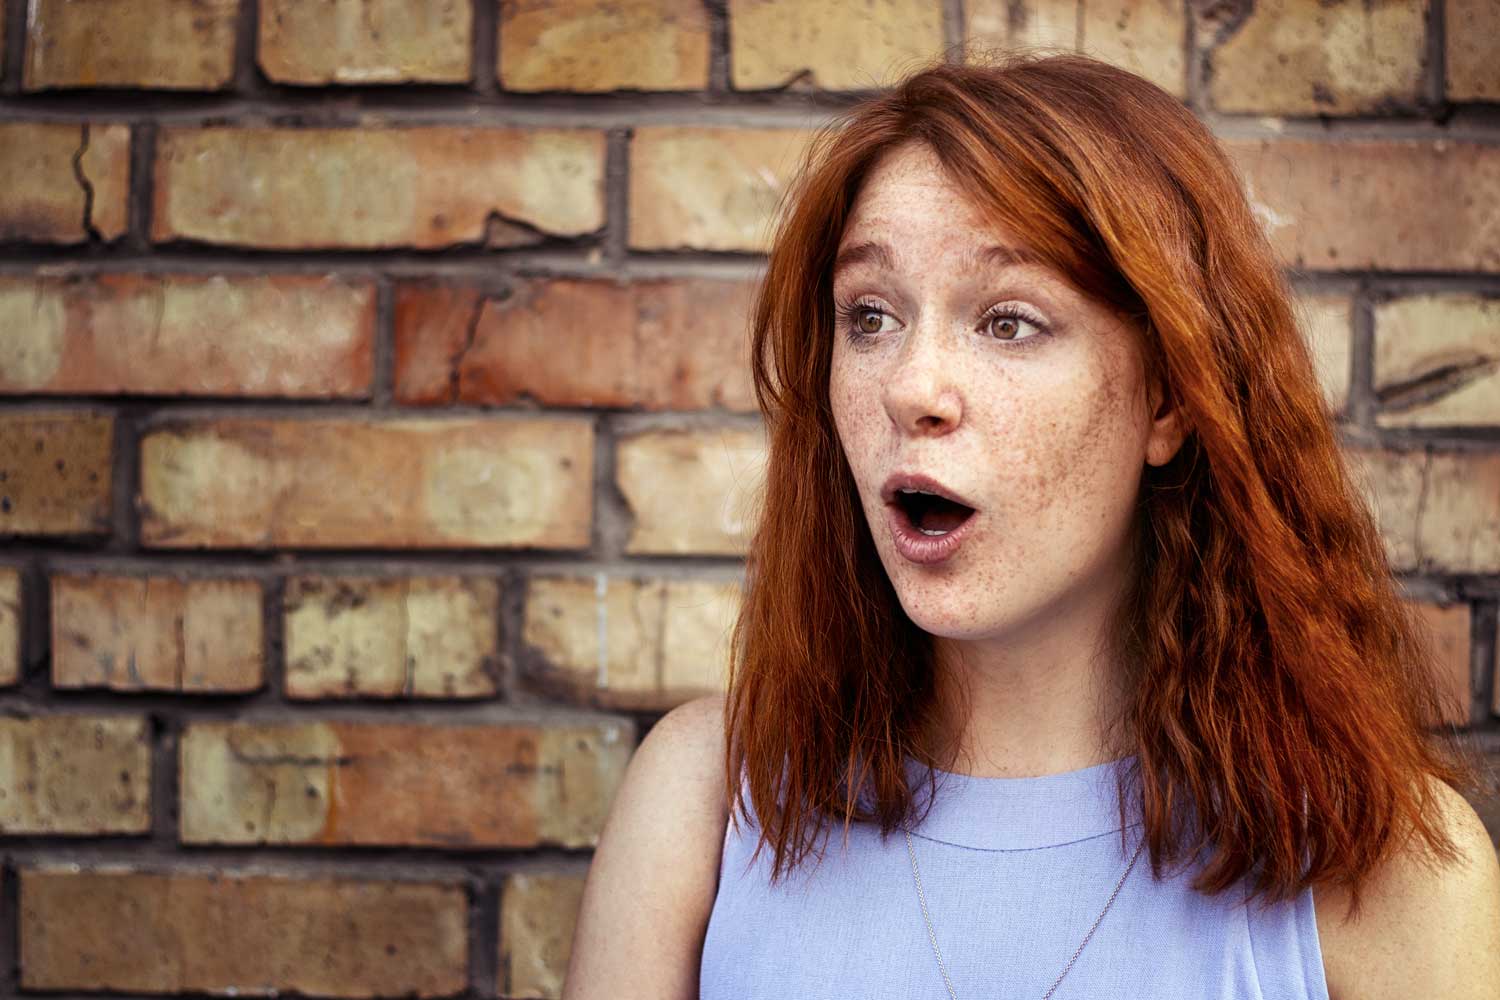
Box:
[917,579,1134,779]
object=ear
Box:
[1143,371,1188,468]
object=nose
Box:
[881,322,962,436]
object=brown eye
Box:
[857,308,884,334]
[990,315,1022,340]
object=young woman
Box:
[563,54,1500,1000]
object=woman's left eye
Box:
[983,308,1046,341]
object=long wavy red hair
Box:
[722,51,1476,912]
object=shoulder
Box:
[562,694,728,1000]
[1314,775,1500,1000]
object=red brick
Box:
[260,0,472,84]
[394,278,757,411]
[0,123,130,243]
[499,871,587,999]
[1346,447,1500,574]
[729,0,944,91]
[179,717,632,848]
[1226,139,1500,272]
[51,572,264,693]
[629,126,814,251]
[138,416,593,550]
[1409,600,1472,725]
[284,574,500,699]
[1447,0,1500,101]
[0,715,150,834]
[0,568,19,686]
[500,0,710,92]
[0,274,376,398]
[20,867,466,997]
[0,411,113,538]
[24,0,236,90]
[153,127,606,249]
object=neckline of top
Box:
[898,753,1141,851]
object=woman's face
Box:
[828,141,1182,645]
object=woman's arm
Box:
[1315,776,1500,1000]
[562,694,729,1000]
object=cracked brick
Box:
[1374,295,1500,428]
[1347,446,1500,574]
[0,123,129,243]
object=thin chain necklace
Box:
[902,824,1145,1000]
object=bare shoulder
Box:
[561,694,729,1000]
[1315,776,1500,1000]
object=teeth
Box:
[898,488,941,496]
[918,527,949,536]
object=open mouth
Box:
[893,488,976,536]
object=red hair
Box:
[722,52,1476,913]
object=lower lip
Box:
[885,502,976,565]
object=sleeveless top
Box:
[699,754,1330,999]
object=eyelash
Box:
[832,296,1050,347]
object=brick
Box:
[616,426,765,555]
[51,572,263,693]
[1297,292,1352,413]
[153,127,605,249]
[499,871,586,1000]
[24,0,236,90]
[139,416,592,550]
[729,0,944,91]
[0,568,20,686]
[1226,139,1500,272]
[1374,295,1500,428]
[629,126,813,251]
[260,0,472,84]
[395,278,757,410]
[1408,600,1471,726]
[1346,447,1500,574]
[965,0,1187,97]
[1208,0,1425,115]
[0,274,376,398]
[0,123,129,243]
[0,715,150,834]
[284,575,501,699]
[522,574,737,710]
[1448,0,1500,101]
[19,867,466,997]
[500,0,710,92]
[0,411,113,537]
[179,716,631,847]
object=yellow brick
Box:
[729,0,944,91]
[500,0,710,92]
[0,715,150,834]
[499,871,587,1000]
[0,569,19,686]
[1374,295,1500,428]
[1346,447,1500,574]
[0,411,113,537]
[260,0,472,84]
[25,0,236,90]
[1448,0,1500,101]
[616,426,766,555]
[0,123,130,243]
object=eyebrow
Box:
[831,240,1042,279]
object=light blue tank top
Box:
[700,754,1330,999]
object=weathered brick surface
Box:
[499,871,587,1000]
[153,127,606,249]
[1410,600,1472,725]
[1208,0,1426,115]
[0,715,150,834]
[19,867,467,997]
[139,416,593,550]
[500,0,710,92]
[616,426,766,554]
[0,567,20,686]
[284,574,500,699]
[0,123,130,243]
[179,717,632,847]
[1373,295,1500,428]
[51,572,264,692]
[1447,0,1500,101]
[1297,292,1352,413]
[1226,139,1500,272]
[629,127,813,251]
[966,0,1187,96]
[394,278,757,410]
[0,411,113,537]
[1346,447,1500,574]
[24,0,237,90]
[0,274,376,397]
[729,0,944,91]
[260,0,472,84]
[522,575,737,710]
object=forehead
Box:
[838,143,1014,251]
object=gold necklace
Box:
[902,825,1145,999]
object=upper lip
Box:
[880,472,979,510]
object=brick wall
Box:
[0,2,1496,997]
